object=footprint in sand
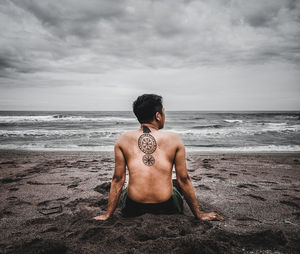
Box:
[6,196,32,205]
[204,173,219,177]
[98,173,107,176]
[191,176,202,181]
[1,177,22,184]
[101,158,114,163]
[7,196,18,201]
[243,194,266,201]
[202,159,211,163]
[25,217,51,226]
[92,198,108,208]
[56,197,68,201]
[88,169,98,172]
[215,176,226,181]
[37,201,63,215]
[0,209,13,218]
[93,182,111,194]
[38,200,51,206]
[67,183,79,188]
[16,200,32,205]
[258,180,278,185]
[203,174,225,181]
[27,181,44,185]
[196,184,211,190]
[203,164,214,169]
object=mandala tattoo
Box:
[143,154,155,166]
[138,134,157,154]
[138,128,157,166]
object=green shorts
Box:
[118,186,184,217]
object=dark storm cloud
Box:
[0,57,12,72]
[0,0,300,80]
[11,0,125,39]
[0,51,42,78]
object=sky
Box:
[0,0,300,111]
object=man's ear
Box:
[155,112,161,121]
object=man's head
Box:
[133,94,165,129]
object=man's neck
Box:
[140,123,159,131]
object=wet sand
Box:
[0,150,299,253]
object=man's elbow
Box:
[112,174,125,184]
[177,175,191,186]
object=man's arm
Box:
[174,135,223,221]
[93,140,126,220]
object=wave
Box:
[0,143,115,151]
[0,129,124,137]
[0,115,136,123]
[263,123,300,132]
[186,145,300,152]
[1,122,299,138]
[0,115,65,123]
[170,123,300,137]
[191,124,223,129]
[223,119,243,123]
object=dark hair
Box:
[133,94,163,123]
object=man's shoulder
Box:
[116,130,136,142]
[160,131,183,146]
[161,130,181,139]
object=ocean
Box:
[0,111,299,152]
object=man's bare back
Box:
[118,127,180,203]
[93,94,223,221]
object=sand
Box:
[0,150,299,254]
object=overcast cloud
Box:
[0,0,299,110]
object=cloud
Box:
[0,0,299,80]
[11,0,125,39]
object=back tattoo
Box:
[138,126,157,166]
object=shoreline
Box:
[1,148,300,155]
[0,150,299,253]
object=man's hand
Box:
[93,214,110,221]
[198,212,223,221]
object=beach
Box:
[0,150,299,253]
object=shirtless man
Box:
[93,94,223,221]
